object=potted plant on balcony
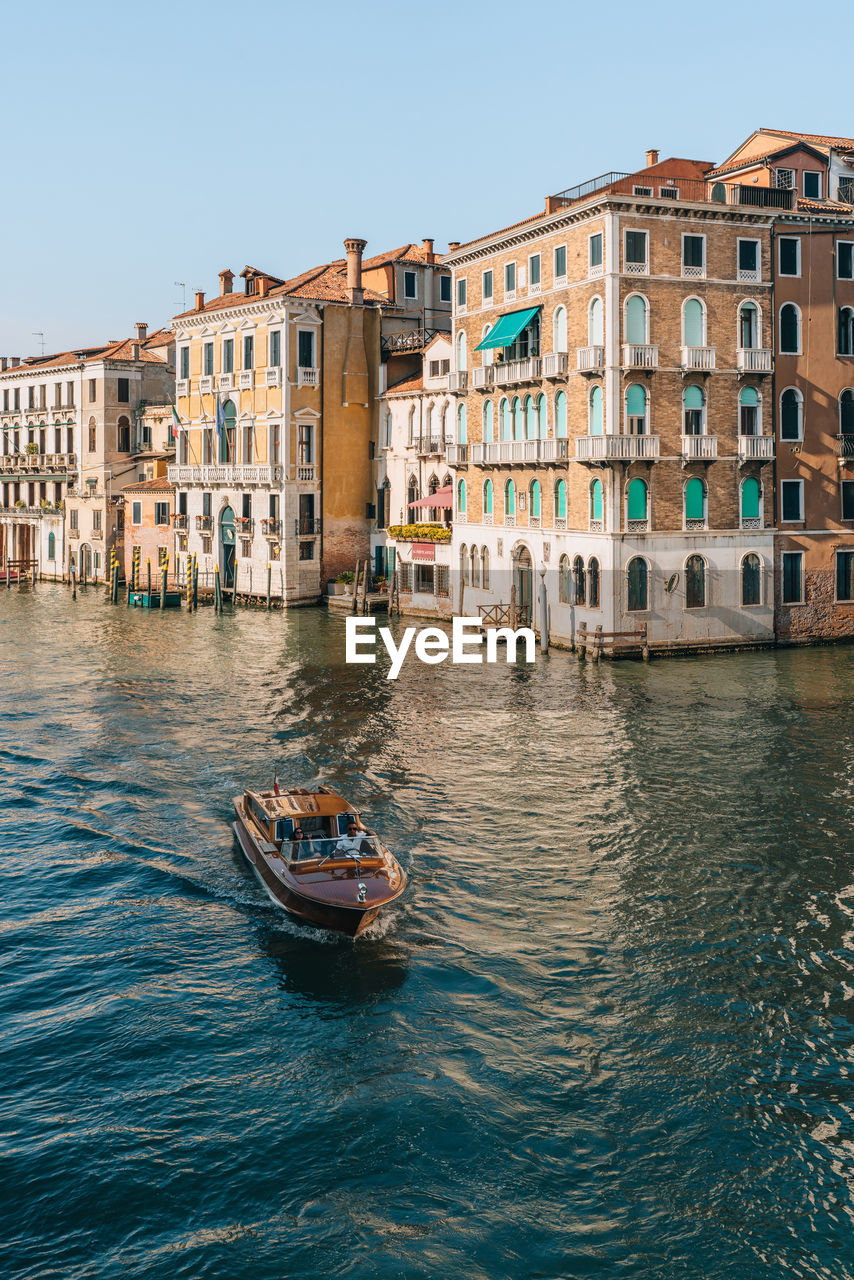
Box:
[330,570,355,596]
[25,442,39,456]
[15,498,26,508]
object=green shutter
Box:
[684,384,704,410]
[626,296,647,344]
[740,387,758,408]
[556,391,567,438]
[538,395,547,438]
[685,477,704,519]
[627,478,647,521]
[525,396,537,440]
[590,386,603,435]
[556,480,566,519]
[484,480,493,514]
[591,480,602,520]
[506,480,515,515]
[483,401,494,442]
[741,478,760,519]
[531,481,541,517]
[683,299,703,347]
[626,385,646,417]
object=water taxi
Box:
[232,784,406,937]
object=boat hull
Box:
[233,817,387,937]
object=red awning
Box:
[411,542,436,562]
[408,485,453,510]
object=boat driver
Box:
[335,819,370,857]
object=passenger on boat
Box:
[290,827,316,860]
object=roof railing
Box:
[548,174,795,211]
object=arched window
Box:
[555,390,567,438]
[483,400,494,443]
[442,403,451,441]
[780,303,800,354]
[554,479,567,522]
[456,330,467,371]
[221,399,236,462]
[685,554,706,608]
[683,384,705,435]
[47,531,55,561]
[559,555,572,603]
[117,415,131,452]
[739,302,758,349]
[741,553,761,605]
[525,394,537,440]
[590,478,603,527]
[780,389,803,441]
[682,298,705,348]
[481,547,490,590]
[457,403,467,445]
[625,294,649,344]
[572,555,586,606]
[505,478,515,517]
[513,396,524,441]
[588,558,600,608]
[711,182,726,203]
[530,479,541,519]
[685,476,706,526]
[481,324,493,365]
[589,385,603,436]
[588,296,604,346]
[739,387,759,435]
[470,545,479,587]
[407,476,419,510]
[741,477,761,525]
[383,411,393,448]
[554,306,567,354]
[460,543,468,585]
[457,478,466,515]
[537,394,547,438]
[839,308,854,357]
[627,557,648,611]
[841,389,854,437]
[483,479,493,516]
[500,397,511,441]
[408,406,417,444]
[627,477,648,523]
[626,384,647,434]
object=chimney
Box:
[11,357,20,367]
[344,237,367,304]
[219,269,234,296]
[258,276,269,298]
[131,341,140,360]
[422,237,435,262]
[135,322,147,342]
[194,289,205,311]
[0,358,6,372]
[448,241,460,253]
[645,148,659,168]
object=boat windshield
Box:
[286,834,381,864]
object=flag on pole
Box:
[171,405,182,440]
[273,768,280,796]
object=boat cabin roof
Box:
[247,787,359,821]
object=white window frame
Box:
[553,244,567,286]
[775,168,795,190]
[780,479,804,523]
[296,327,316,369]
[456,276,467,314]
[803,170,823,200]
[131,501,142,525]
[779,303,802,356]
[179,346,190,379]
[681,232,706,280]
[779,386,804,441]
[737,238,761,282]
[588,232,604,279]
[481,268,493,306]
[527,252,542,295]
[632,185,653,197]
[778,236,801,278]
[740,553,765,607]
[837,241,854,280]
[623,229,649,275]
[781,550,805,605]
[268,330,282,368]
[504,261,517,301]
[402,269,418,300]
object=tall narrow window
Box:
[483,400,494,443]
[741,478,761,525]
[505,479,515,517]
[683,385,705,435]
[504,262,516,294]
[738,241,760,279]
[457,277,467,308]
[781,479,804,522]
[243,335,254,369]
[627,477,648,522]
[500,398,511,441]
[685,477,706,525]
[589,386,603,436]
[555,391,567,438]
[625,295,648,344]
[838,243,854,280]
[457,478,466,515]
[588,558,600,608]
[553,306,567,353]
[481,547,490,589]
[627,557,648,611]
[588,297,604,346]
[779,238,800,276]
[513,397,524,441]
[221,399,236,463]
[537,394,547,438]
[203,341,214,375]
[780,304,800,354]
[554,245,567,280]
[739,387,759,435]
[529,254,541,288]
[685,555,706,608]
[269,331,281,367]
[456,331,467,372]
[457,403,467,445]
[482,270,493,303]
[590,479,603,527]
[223,339,234,374]
[298,331,315,368]
[841,390,854,437]
[483,480,493,515]
[117,378,129,403]
[180,347,190,379]
[626,384,647,434]
[555,479,566,522]
[403,271,417,299]
[625,230,648,271]
[525,395,537,440]
[559,556,572,604]
[780,389,803,441]
[739,303,758,349]
[682,235,705,275]
[782,551,804,604]
[589,233,603,272]
[741,554,761,605]
[838,308,854,357]
[837,551,854,602]
[572,556,586,605]
[530,480,541,519]
[683,299,704,348]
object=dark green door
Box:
[220,505,236,588]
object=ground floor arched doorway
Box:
[78,542,92,581]
[513,545,533,625]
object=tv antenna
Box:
[174,281,187,312]
[32,331,45,356]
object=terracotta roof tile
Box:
[761,128,854,149]
[362,244,445,269]
[173,257,388,319]
[122,476,175,493]
[8,330,171,374]
[384,372,423,395]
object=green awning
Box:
[475,306,540,351]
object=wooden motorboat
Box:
[232,784,406,937]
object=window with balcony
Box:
[537,394,547,438]
[202,428,214,464]
[625,294,649,344]
[682,235,705,277]
[685,554,706,608]
[739,387,759,435]
[482,270,493,304]
[482,400,494,443]
[553,306,567,354]
[500,397,511,441]
[457,403,467,445]
[512,397,524,441]
[624,230,648,273]
[554,479,566,522]
[683,385,705,434]
[440,275,451,303]
[741,554,761,605]
[223,339,234,374]
[589,233,603,275]
[737,240,760,281]
[782,550,804,603]
[243,335,254,370]
[803,171,822,199]
[180,347,190,379]
[627,556,648,611]
[221,400,236,462]
[456,330,467,372]
[298,424,314,465]
[840,390,854,437]
[529,254,541,290]
[839,308,854,356]
[554,245,567,282]
[843,481,854,520]
[682,298,705,347]
[93,509,102,532]
[779,237,801,276]
[780,303,801,354]
[457,277,467,309]
[555,390,567,438]
[627,477,648,521]
[588,296,604,346]
[403,271,417,299]
[781,479,804,522]
[483,479,493,516]
[204,341,214,375]
[839,243,854,280]
[780,388,803,440]
[626,384,647,434]
[242,423,253,463]
[739,302,759,349]
[298,330,315,368]
[525,395,537,440]
[589,385,603,436]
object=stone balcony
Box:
[491,357,542,388]
[576,434,660,462]
[168,464,283,487]
[681,346,716,371]
[681,435,718,461]
[622,343,659,370]
[0,452,77,475]
[737,435,775,462]
[469,439,571,465]
[736,348,772,375]
[577,346,605,373]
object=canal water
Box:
[3,585,854,1280]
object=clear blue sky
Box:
[2,0,851,354]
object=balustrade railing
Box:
[168,464,283,485]
[577,346,605,372]
[681,435,718,460]
[576,434,660,461]
[737,348,772,374]
[681,346,716,371]
[737,435,775,461]
[623,344,659,369]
